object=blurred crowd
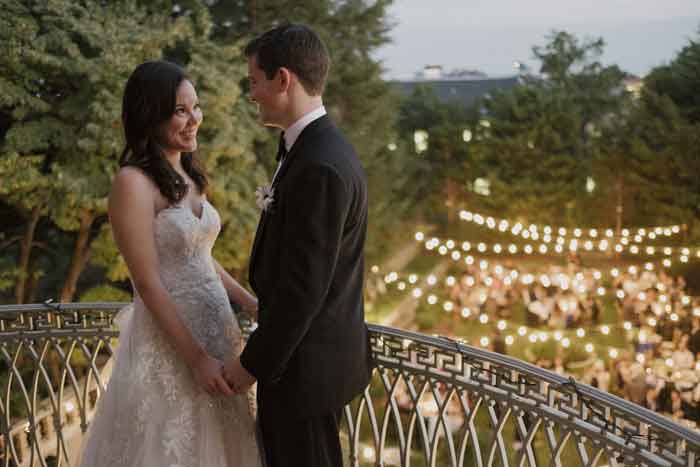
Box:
[442,258,700,426]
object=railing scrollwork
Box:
[0,303,699,467]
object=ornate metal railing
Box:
[1,303,699,467]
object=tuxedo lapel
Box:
[248,116,334,288]
[248,144,301,289]
[248,210,266,290]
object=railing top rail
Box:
[0,302,126,314]
[3,302,700,451]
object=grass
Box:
[365,253,445,324]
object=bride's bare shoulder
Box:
[113,166,156,190]
[110,166,159,211]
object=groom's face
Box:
[247,55,284,127]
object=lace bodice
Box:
[154,200,220,287]
[130,199,239,358]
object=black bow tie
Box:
[276,132,288,162]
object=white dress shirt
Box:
[283,105,327,152]
[271,105,326,185]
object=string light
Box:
[456,210,682,241]
[418,232,698,263]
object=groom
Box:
[224,24,372,466]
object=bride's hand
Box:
[192,354,234,397]
[243,299,258,320]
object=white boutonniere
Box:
[255,185,275,212]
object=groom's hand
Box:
[223,357,256,394]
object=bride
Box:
[78,61,262,467]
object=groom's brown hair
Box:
[245,23,330,96]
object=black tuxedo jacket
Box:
[240,115,372,418]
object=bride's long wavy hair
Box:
[119,61,208,203]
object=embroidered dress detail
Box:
[78,199,261,467]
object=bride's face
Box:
[159,79,202,156]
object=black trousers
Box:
[258,406,344,467]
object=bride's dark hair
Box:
[119,61,208,203]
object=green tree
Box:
[611,27,700,238]
[396,85,476,225]
[623,90,700,234]
[470,31,626,225]
[644,26,700,124]
[0,0,261,303]
[477,86,578,223]
[629,27,700,236]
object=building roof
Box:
[391,76,521,108]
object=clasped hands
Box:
[193,354,256,397]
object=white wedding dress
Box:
[79,200,262,467]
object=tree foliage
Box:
[467,31,628,225]
[395,27,700,237]
[0,0,261,303]
[644,28,700,124]
[395,85,477,225]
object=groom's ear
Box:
[276,67,293,93]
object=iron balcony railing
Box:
[0,302,699,467]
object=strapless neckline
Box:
[156,199,209,222]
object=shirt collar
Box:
[283,105,327,152]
